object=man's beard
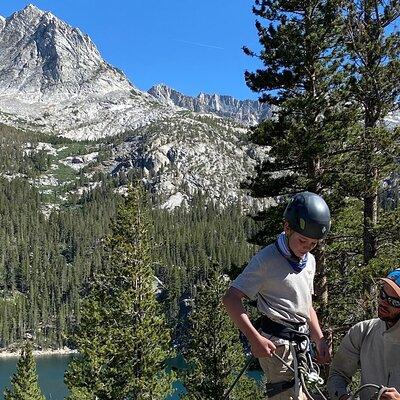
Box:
[378,305,400,326]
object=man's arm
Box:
[222,286,276,357]
[309,305,331,364]
[327,325,362,400]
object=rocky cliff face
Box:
[0,5,133,100]
[148,83,269,126]
[0,5,270,207]
[0,4,176,140]
[105,113,268,209]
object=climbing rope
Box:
[223,331,327,400]
[222,355,254,400]
[224,334,390,400]
[352,383,389,400]
[272,333,327,400]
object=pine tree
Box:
[3,341,45,400]
[341,0,400,264]
[181,265,263,400]
[65,185,175,399]
[323,0,400,322]
[242,0,354,309]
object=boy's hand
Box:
[314,337,331,364]
[249,334,277,358]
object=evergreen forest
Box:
[1,0,400,398]
[0,129,258,349]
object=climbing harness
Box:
[267,330,327,400]
[223,317,327,400]
[259,314,306,342]
[265,377,295,397]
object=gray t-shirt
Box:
[232,243,316,325]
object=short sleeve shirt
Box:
[231,243,316,324]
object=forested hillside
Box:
[0,128,258,349]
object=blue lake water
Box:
[0,355,71,400]
[0,355,259,399]
[0,355,184,400]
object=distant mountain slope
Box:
[0,4,176,140]
[148,83,269,125]
[0,5,270,206]
[106,112,268,208]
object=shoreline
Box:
[0,347,78,358]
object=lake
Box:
[0,355,184,400]
[0,355,258,399]
[0,355,71,400]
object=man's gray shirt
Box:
[328,318,400,400]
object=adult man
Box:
[222,192,331,400]
[327,268,400,400]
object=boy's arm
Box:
[309,305,331,363]
[222,286,276,357]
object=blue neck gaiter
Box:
[275,232,308,273]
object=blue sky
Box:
[0,1,263,100]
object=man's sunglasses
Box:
[380,287,400,308]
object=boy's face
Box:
[284,222,318,258]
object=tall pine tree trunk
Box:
[363,26,381,265]
[363,187,378,264]
[363,111,378,265]
[361,107,379,317]
[308,156,329,316]
[314,245,328,318]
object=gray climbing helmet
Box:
[283,192,331,239]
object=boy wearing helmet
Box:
[222,192,331,399]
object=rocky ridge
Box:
[105,113,267,209]
[0,4,177,140]
[148,83,269,126]
[0,5,269,207]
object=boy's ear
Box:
[283,221,291,235]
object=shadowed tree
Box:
[65,185,175,399]
[182,265,263,400]
[242,0,355,311]
[323,0,400,321]
[341,0,400,265]
[4,341,45,400]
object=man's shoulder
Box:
[348,318,382,338]
[354,318,381,328]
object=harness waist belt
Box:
[265,379,295,397]
[260,315,308,342]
